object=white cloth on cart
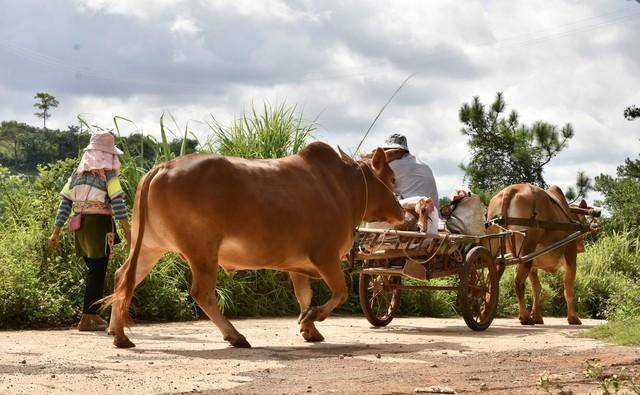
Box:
[367,196,440,234]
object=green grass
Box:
[587,319,640,345]
[202,102,316,159]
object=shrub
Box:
[576,231,640,320]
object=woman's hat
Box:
[84,132,123,155]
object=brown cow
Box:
[487,184,588,326]
[105,142,404,348]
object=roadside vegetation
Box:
[0,100,638,340]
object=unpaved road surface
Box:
[1,316,638,394]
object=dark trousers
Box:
[82,256,109,314]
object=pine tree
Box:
[33,92,59,130]
[459,92,574,193]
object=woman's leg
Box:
[83,256,109,315]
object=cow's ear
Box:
[338,146,356,164]
[371,147,386,171]
[579,199,588,208]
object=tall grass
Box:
[577,231,640,321]
[203,102,315,158]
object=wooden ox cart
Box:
[347,205,600,331]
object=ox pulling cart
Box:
[347,204,601,331]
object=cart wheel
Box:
[359,273,401,327]
[458,246,499,331]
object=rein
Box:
[357,163,369,225]
[355,161,399,227]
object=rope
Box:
[364,226,448,266]
[353,73,415,157]
[486,217,527,237]
[400,234,449,265]
[356,163,369,225]
[355,161,399,227]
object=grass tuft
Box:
[587,319,640,346]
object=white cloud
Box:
[74,0,183,19]
[2,0,640,199]
[170,17,200,36]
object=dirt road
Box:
[1,316,638,394]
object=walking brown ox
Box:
[105,142,404,348]
[487,184,588,326]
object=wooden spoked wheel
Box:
[359,272,401,327]
[458,246,499,331]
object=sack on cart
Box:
[441,190,486,236]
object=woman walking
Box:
[48,132,131,331]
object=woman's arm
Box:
[111,196,131,247]
[106,172,132,247]
[48,197,72,249]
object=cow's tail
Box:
[500,185,517,227]
[102,166,161,325]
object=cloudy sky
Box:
[1,0,639,197]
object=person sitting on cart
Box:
[380,133,440,209]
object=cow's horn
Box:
[338,146,357,163]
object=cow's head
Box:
[573,199,589,253]
[340,147,404,225]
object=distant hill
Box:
[0,120,197,174]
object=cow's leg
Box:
[563,248,581,325]
[300,259,348,326]
[109,246,165,348]
[515,262,535,325]
[529,268,544,324]
[189,258,250,348]
[290,272,324,342]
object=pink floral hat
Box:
[84,132,123,155]
[78,133,123,173]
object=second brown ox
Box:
[105,142,404,348]
[487,184,588,326]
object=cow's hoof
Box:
[519,317,535,326]
[302,328,325,342]
[300,306,322,324]
[568,317,582,325]
[229,335,252,348]
[114,337,136,348]
[531,315,544,325]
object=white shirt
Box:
[389,153,440,209]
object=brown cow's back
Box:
[140,142,373,275]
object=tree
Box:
[565,171,592,203]
[459,92,574,193]
[33,92,59,129]
[0,121,24,167]
[624,105,640,120]
[594,147,640,233]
